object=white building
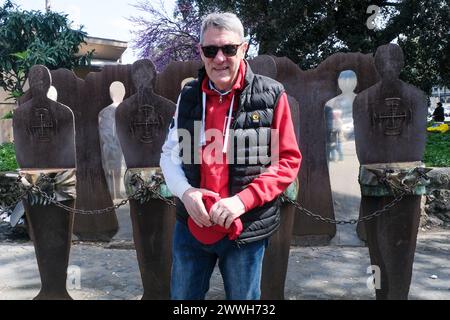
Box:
[431,86,450,107]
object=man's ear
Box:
[241,42,249,58]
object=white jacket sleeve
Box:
[160,95,192,199]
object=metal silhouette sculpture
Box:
[325,70,363,246]
[353,44,428,299]
[71,66,134,241]
[18,66,132,241]
[268,54,380,244]
[116,59,176,299]
[155,60,203,103]
[13,65,76,300]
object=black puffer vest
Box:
[176,62,285,244]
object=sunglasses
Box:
[201,43,243,58]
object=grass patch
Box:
[424,128,450,167]
[0,143,18,172]
[1,111,13,120]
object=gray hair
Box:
[200,12,245,44]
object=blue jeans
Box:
[171,220,267,300]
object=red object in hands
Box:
[188,194,243,245]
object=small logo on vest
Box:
[251,113,260,123]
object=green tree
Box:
[0,0,92,100]
[197,0,449,94]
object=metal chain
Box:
[280,174,424,225]
[26,174,176,215]
[1,173,422,225]
[281,193,405,225]
[130,174,176,207]
[144,187,176,207]
[30,184,131,215]
[34,181,408,224]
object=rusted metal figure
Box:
[19,66,135,242]
[268,54,380,244]
[116,59,176,299]
[353,44,428,299]
[13,65,76,300]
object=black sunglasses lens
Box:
[202,44,240,58]
[202,46,219,58]
[222,45,238,56]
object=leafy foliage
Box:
[0,0,92,100]
[130,0,201,72]
[1,110,13,119]
[0,174,21,208]
[424,130,450,167]
[0,142,18,172]
[196,0,449,94]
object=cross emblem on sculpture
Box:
[373,98,411,136]
[30,108,54,142]
[132,104,161,144]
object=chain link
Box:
[281,193,405,225]
[2,175,176,216]
[30,181,169,215]
[280,173,424,225]
[129,174,176,207]
[33,184,132,215]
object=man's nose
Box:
[213,49,227,63]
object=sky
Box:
[11,0,176,63]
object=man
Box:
[160,12,301,300]
[433,102,445,122]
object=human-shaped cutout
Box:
[353,44,427,300]
[116,59,176,299]
[47,85,58,102]
[13,65,76,300]
[325,70,358,163]
[324,70,363,246]
[265,54,379,243]
[99,81,126,200]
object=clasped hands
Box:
[181,188,245,229]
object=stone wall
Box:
[0,103,14,144]
[423,167,450,228]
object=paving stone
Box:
[0,229,449,300]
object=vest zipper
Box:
[232,95,246,129]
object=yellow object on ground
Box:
[427,123,449,133]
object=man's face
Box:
[200,27,248,91]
